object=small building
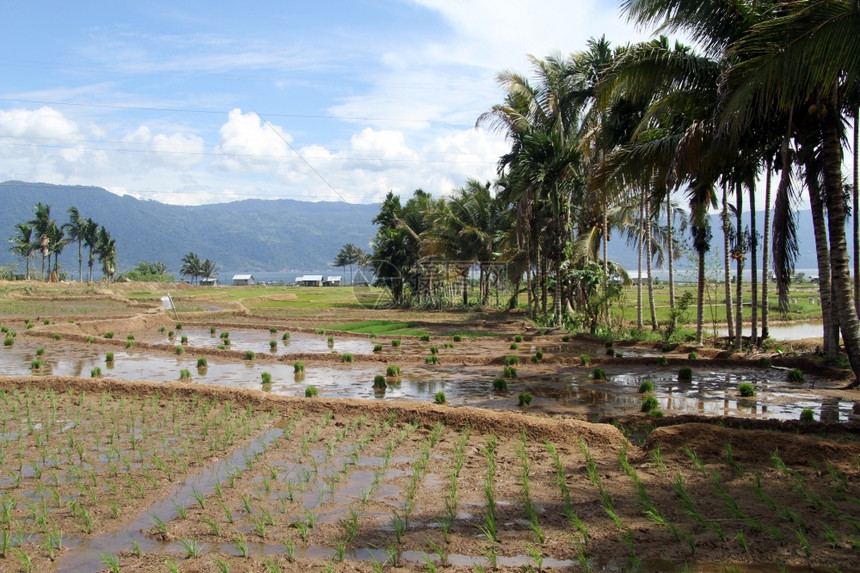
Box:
[323,276,342,286]
[232,274,255,286]
[296,274,323,287]
[200,277,218,287]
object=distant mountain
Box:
[0,181,379,277]
[0,181,840,280]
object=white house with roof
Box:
[232,274,255,286]
[296,274,323,286]
[323,276,342,286]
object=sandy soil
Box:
[0,282,858,572]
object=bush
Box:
[196,357,208,368]
[503,365,517,378]
[444,342,454,349]
[452,335,462,342]
[592,367,606,380]
[127,334,135,341]
[175,323,182,330]
[510,342,519,350]
[222,338,231,345]
[386,365,401,377]
[269,327,278,334]
[220,331,230,339]
[392,339,401,347]
[656,356,669,366]
[125,340,134,348]
[104,332,114,339]
[430,346,439,354]
[244,350,255,360]
[373,344,383,353]
[85,336,94,343]
[181,336,188,345]
[530,355,539,363]
[2,337,12,347]
[514,335,523,343]
[373,375,387,389]
[434,392,446,404]
[305,386,318,398]
[688,351,698,360]
[518,393,533,406]
[638,380,654,393]
[36,347,45,356]
[31,360,43,370]
[561,335,570,342]
[535,350,543,360]
[52,333,61,340]
[580,354,591,366]
[282,332,291,341]
[294,361,305,373]
[91,366,102,377]
[179,369,192,380]
[758,357,772,368]
[210,326,216,334]
[606,347,615,356]
[270,340,277,350]
[419,334,431,342]
[168,331,174,338]
[738,382,756,397]
[492,378,508,391]
[105,352,114,362]
[504,355,520,365]
[425,355,440,364]
[261,372,272,384]
[159,327,166,333]
[327,335,334,345]
[641,396,659,413]
[342,353,354,363]
[787,368,804,382]
[678,367,693,381]
[800,408,815,422]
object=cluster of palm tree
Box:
[8,204,115,282]
[332,243,369,285]
[179,252,218,284]
[370,0,860,378]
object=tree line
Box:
[367,0,860,377]
[8,203,116,282]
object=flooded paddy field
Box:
[3,327,857,423]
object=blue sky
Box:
[0,1,652,205]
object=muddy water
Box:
[3,333,857,422]
[138,328,376,355]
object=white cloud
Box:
[214,109,293,172]
[0,107,81,140]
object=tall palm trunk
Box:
[762,162,772,340]
[696,248,706,344]
[806,157,837,357]
[750,179,758,346]
[734,182,744,350]
[853,110,859,316]
[721,187,734,340]
[667,198,676,328]
[645,198,658,330]
[822,103,860,377]
[637,196,644,329]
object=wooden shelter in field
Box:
[232,274,255,286]
[323,276,342,286]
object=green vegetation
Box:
[678,367,693,381]
[800,408,815,422]
[592,367,606,380]
[261,372,272,384]
[492,378,508,391]
[787,368,804,382]
[638,380,654,393]
[304,386,318,398]
[386,365,401,377]
[373,375,387,389]
[518,393,533,406]
[738,382,756,397]
[434,392,446,404]
[196,357,208,368]
[641,396,659,413]
[293,361,305,373]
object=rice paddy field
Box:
[0,280,857,572]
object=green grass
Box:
[323,320,427,336]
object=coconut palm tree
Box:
[28,202,53,281]
[64,206,85,282]
[8,223,35,280]
[200,259,219,282]
[180,252,202,284]
[82,218,99,283]
[96,227,116,282]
